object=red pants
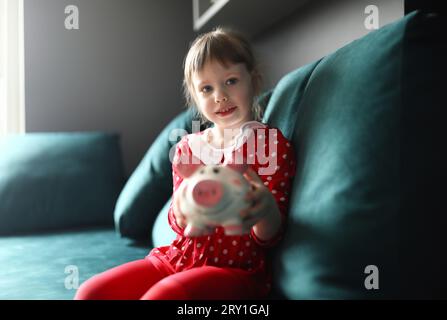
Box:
[74,257,267,300]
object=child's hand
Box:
[240,168,281,231]
[172,189,187,229]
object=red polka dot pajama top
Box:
[146,121,296,295]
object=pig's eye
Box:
[200,169,205,174]
[213,168,219,174]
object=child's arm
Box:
[242,129,296,248]
[167,186,187,235]
[167,134,207,235]
[167,137,190,235]
[172,185,187,228]
[242,169,282,241]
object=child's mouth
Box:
[216,106,236,116]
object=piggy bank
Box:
[176,162,251,237]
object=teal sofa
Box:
[0,10,444,299]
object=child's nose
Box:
[214,89,228,103]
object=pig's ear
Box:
[225,163,249,174]
[173,141,203,178]
[175,154,203,178]
[176,161,202,179]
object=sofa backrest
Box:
[0,132,125,234]
[264,10,444,299]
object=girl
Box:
[75,27,296,300]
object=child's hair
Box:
[182,27,264,126]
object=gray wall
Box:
[252,0,404,89]
[24,0,404,176]
[24,0,194,175]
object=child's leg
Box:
[74,258,172,300]
[140,266,267,300]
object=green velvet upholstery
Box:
[265,11,444,299]
[0,133,125,235]
[262,61,320,140]
[152,197,176,247]
[0,228,149,299]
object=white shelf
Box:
[193,0,230,31]
[192,0,310,38]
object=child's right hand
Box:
[172,189,187,229]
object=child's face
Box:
[192,60,255,130]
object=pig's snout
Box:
[192,180,223,207]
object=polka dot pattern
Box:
[153,125,296,276]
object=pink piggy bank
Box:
[176,163,251,237]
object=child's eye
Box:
[226,78,238,85]
[201,85,212,94]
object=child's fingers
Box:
[240,197,267,220]
[244,191,253,201]
[173,196,182,215]
[172,195,187,228]
[240,204,252,218]
[243,168,263,184]
[241,206,266,228]
[242,216,259,229]
[244,192,259,210]
[248,168,264,183]
[240,198,258,218]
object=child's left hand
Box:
[240,168,280,230]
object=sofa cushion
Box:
[114,110,203,242]
[0,133,125,235]
[0,227,149,299]
[152,197,176,247]
[271,10,444,299]
[263,61,320,140]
